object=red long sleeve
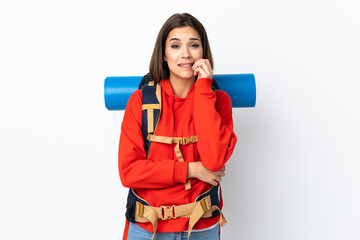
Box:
[118,89,188,189]
[194,78,237,171]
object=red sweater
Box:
[118,78,237,233]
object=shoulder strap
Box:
[141,80,162,155]
[138,73,153,89]
[211,79,220,90]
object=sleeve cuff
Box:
[195,78,213,90]
[174,162,188,184]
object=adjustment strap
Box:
[174,142,191,190]
[187,197,216,239]
[147,134,198,145]
[142,104,161,110]
[142,104,161,134]
[135,201,158,240]
[187,204,227,239]
[142,81,162,135]
[147,134,198,190]
[156,82,162,114]
[147,109,154,133]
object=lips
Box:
[178,63,194,67]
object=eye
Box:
[171,44,180,49]
[191,43,200,48]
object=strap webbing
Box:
[147,109,154,133]
[142,104,161,110]
[147,134,198,190]
[142,81,162,154]
[188,204,226,238]
[156,82,162,113]
[134,195,225,240]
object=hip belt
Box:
[125,186,227,240]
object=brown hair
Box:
[149,13,213,83]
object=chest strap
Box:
[147,134,198,190]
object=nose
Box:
[181,46,190,58]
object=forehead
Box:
[166,26,201,41]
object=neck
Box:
[169,77,195,98]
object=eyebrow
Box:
[169,37,200,42]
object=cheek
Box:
[165,51,176,63]
[194,48,203,59]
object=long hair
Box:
[149,13,213,83]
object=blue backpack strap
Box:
[141,80,162,155]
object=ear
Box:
[164,56,167,61]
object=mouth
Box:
[178,63,194,67]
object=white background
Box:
[1,0,359,239]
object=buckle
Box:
[200,197,211,212]
[180,136,193,145]
[147,134,152,141]
[161,205,176,220]
[135,201,144,217]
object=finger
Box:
[192,59,211,75]
[194,61,212,78]
[215,175,222,182]
[199,59,213,77]
[215,170,224,177]
[203,59,213,75]
[195,66,208,79]
[192,58,204,71]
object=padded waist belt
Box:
[126,186,226,240]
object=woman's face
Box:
[164,26,203,82]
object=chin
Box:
[170,71,196,81]
[178,73,195,80]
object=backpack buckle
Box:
[180,136,195,145]
[135,201,144,217]
[161,205,176,220]
[200,196,211,212]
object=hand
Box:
[188,162,225,186]
[192,59,213,80]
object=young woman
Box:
[118,13,237,240]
